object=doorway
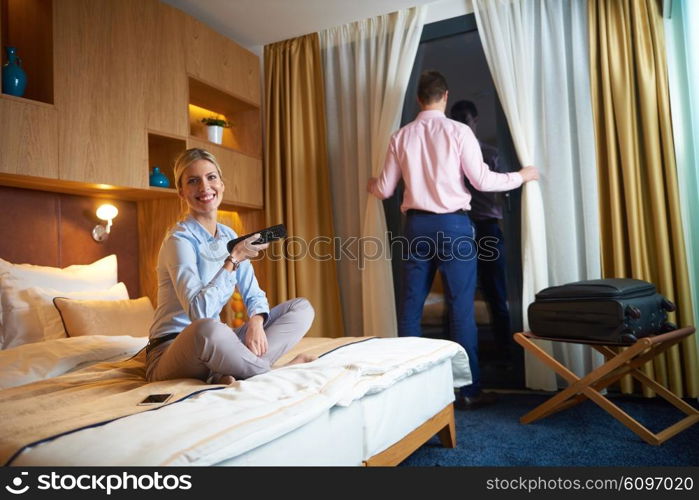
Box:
[383,14,525,389]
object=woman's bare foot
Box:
[212,374,236,385]
[283,353,318,366]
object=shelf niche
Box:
[147,133,186,192]
[0,0,53,104]
[188,76,261,159]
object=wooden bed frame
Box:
[364,403,456,466]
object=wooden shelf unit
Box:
[0,94,57,177]
[188,76,262,159]
[0,0,53,104]
[147,132,186,190]
[0,171,176,202]
[0,0,263,212]
[187,137,263,209]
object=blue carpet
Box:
[401,393,699,466]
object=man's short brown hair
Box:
[417,70,448,105]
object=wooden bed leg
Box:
[363,403,457,466]
[437,404,456,448]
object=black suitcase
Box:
[528,278,676,345]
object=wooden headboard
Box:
[0,186,140,297]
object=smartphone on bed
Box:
[138,393,173,405]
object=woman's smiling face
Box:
[179,159,225,216]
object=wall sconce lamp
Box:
[92,203,119,242]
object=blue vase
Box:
[2,47,27,97]
[149,167,170,188]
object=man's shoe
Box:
[454,391,498,410]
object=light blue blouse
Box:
[149,216,270,340]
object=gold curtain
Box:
[588,0,698,397]
[264,34,344,338]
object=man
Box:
[450,100,513,364]
[367,71,538,409]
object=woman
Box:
[146,148,315,384]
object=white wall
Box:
[216,0,474,57]
[424,0,473,24]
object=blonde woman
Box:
[146,148,314,384]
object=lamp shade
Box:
[96,204,118,221]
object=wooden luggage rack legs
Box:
[514,327,699,445]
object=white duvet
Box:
[0,335,470,466]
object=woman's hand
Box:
[230,234,270,264]
[244,315,268,357]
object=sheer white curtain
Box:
[320,7,426,337]
[473,0,602,390]
[665,0,699,343]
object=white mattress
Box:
[216,394,365,465]
[215,359,454,465]
[361,358,454,459]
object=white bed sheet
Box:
[215,359,454,466]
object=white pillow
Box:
[0,255,118,291]
[0,280,129,349]
[0,255,118,348]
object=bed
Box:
[0,247,470,466]
[1,334,470,466]
[0,188,473,466]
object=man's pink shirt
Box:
[371,110,523,213]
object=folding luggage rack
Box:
[514,327,699,445]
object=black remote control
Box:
[226,224,287,253]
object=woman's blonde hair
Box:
[172,148,224,218]
[173,148,224,191]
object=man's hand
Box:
[244,315,268,357]
[519,166,540,182]
[367,177,378,194]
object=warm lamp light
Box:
[92,203,119,242]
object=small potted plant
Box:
[200,117,232,145]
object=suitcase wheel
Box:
[660,321,677,333]
[661,298,677,312]
[621,332,638,344]
[625,305,642,319]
